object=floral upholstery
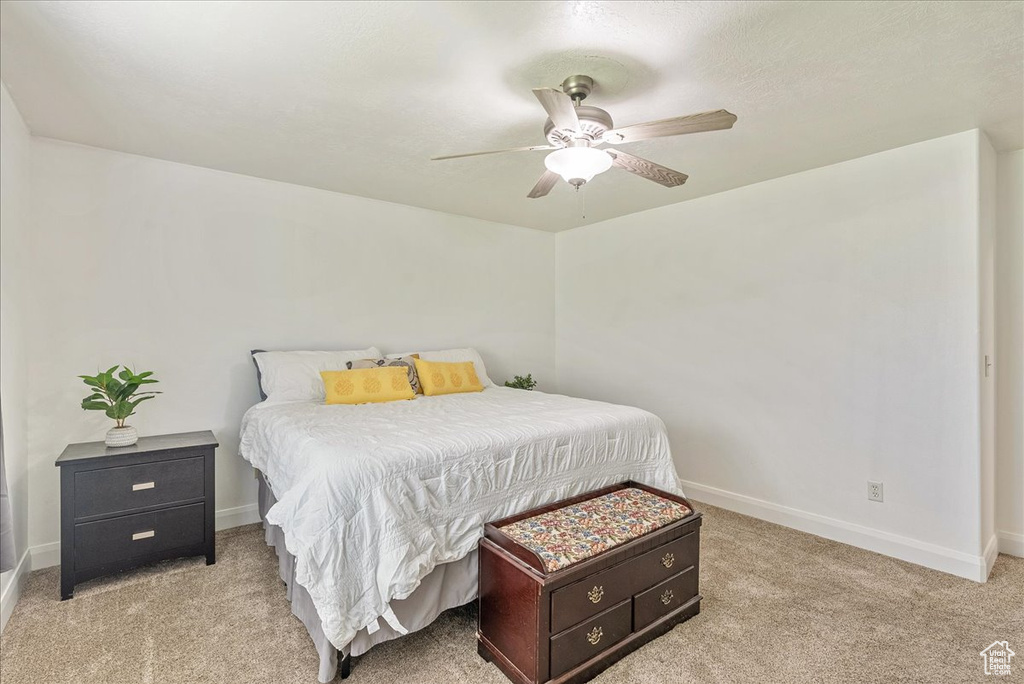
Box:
[499,488,693,573]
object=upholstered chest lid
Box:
[499,488,693,573]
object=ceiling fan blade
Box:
[603,109,737,144]
[608,150,688,188]
[432,145,555,161]
[527,170,560,198]
[532,88,581,133]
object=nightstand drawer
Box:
[74,456,205,519]
[74,503,205,571]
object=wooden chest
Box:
[478,482,702,684]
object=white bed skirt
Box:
[257,473,479,682]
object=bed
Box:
[240,383,682,682]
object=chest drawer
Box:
[633,565,699,631]
[550,558,636,634]
[74,456,205,519]
[74,502,205,571]
[629,529,698,590]
[549,599,631,679]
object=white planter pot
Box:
[105,425,138,448]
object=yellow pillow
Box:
[413,359,484,396]
[321,367,414,405]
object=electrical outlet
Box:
[868,481,884,502]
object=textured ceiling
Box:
[1,1,1021,232]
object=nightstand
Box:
[55,430,218,600]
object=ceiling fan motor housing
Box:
[544,105,614,146]
[561,74,594,102]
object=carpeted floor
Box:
[1,502,1020,683]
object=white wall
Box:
[996,149,1024,557]
[0,84,32,624]
[5,118,1016,589]
[24,139,555,554]
[556,130,991,580]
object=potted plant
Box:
[80,366,160,447]
[504,374,537,391]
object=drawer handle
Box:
[588,585,604,603]
[132,530,155,541]
[586,626,603,646]
[661,552,675,569]
[661,589,674,605]
[132,481,156,491]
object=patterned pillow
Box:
[413,358,484,396]
[321,368,414,405]
[347,355,421,394]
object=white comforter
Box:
[239,387,682,650]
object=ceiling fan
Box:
[432,75,737,198]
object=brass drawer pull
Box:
[661,589,674,605]
[661,552,675,568]
[132,481,156,491]
[586,626,603,645]
[588,585,604,603]
[131,530,155,541]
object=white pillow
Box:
[387,348,494,387]
[254,348,383,402]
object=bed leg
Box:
[339,653,351,680]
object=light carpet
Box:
[1,502,1020,683]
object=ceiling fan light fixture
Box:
[544,147,612,187]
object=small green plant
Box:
[80,366,160,427]
[504,374,537,391]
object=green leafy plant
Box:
[504,374,537,391]
[80,366,160,427]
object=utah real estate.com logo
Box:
[980,641,1015,676]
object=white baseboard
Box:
[680,479,991,583]
[998,530,1024,557]
[27,503,262,572]
[0,549,30,633]
[983,534,999,580]
[29,541,60,571]
[215,503,261,531]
